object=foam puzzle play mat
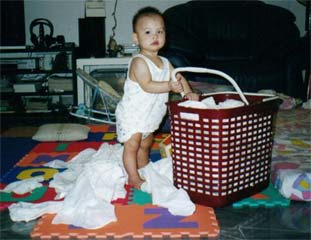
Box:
[1,107,310,239]
[1,125,220,239]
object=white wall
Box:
[104,0,186,45]
[24,0,306,48]
[24,0,85,46]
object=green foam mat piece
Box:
[128,188,152,205]
[55,143,69,151]
[0,186,48,202]
[233,183,290,208]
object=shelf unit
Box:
[0,43,76,113]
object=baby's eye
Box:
[158,30,164,34]
[145,30,151,34]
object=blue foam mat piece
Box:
[0,137,37,176]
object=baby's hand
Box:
[169,79,183,93]
[184,92,200,101]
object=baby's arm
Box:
[170,64,200,101]
[130,57,182,93]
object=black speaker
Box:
[1,0,26,47]
[78,17,106,58]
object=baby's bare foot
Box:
[129,176,145,189]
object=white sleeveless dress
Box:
[116,54,170,143]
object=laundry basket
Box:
[167,67,281,207]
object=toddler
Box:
[116,6,199,189]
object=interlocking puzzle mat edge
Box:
[31,204,219,239]
[232,183,291,208]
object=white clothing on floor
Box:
[8,143,195,229]
[116,54,170,143]
[0,176,44,194]
[140,158,195,216]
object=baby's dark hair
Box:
[132,6,163,32]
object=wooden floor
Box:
[1,126,39,137]
[0,111,81,136]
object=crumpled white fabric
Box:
[43,159,68,169]
[275,169,311,201]
[8,143,195,229]
[179,97,245,109]
[51,143,127,229]
[9,201,63,222]
[9,143,126,229]
[1,176,44,194]
[217,99,245,109]
[140,158,195,216]
[201,96,217,108]
[49,145,126,201]
[52,164,119,229]
[178,100,209,109]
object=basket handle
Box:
[172,67,249,105]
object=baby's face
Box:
[133,14,166,53]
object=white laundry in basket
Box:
[178,97,245,110]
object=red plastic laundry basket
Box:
[167,67,281,207]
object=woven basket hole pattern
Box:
[171,112,273,197]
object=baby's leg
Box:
[137,133,153,169]
[123,133,144,189]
